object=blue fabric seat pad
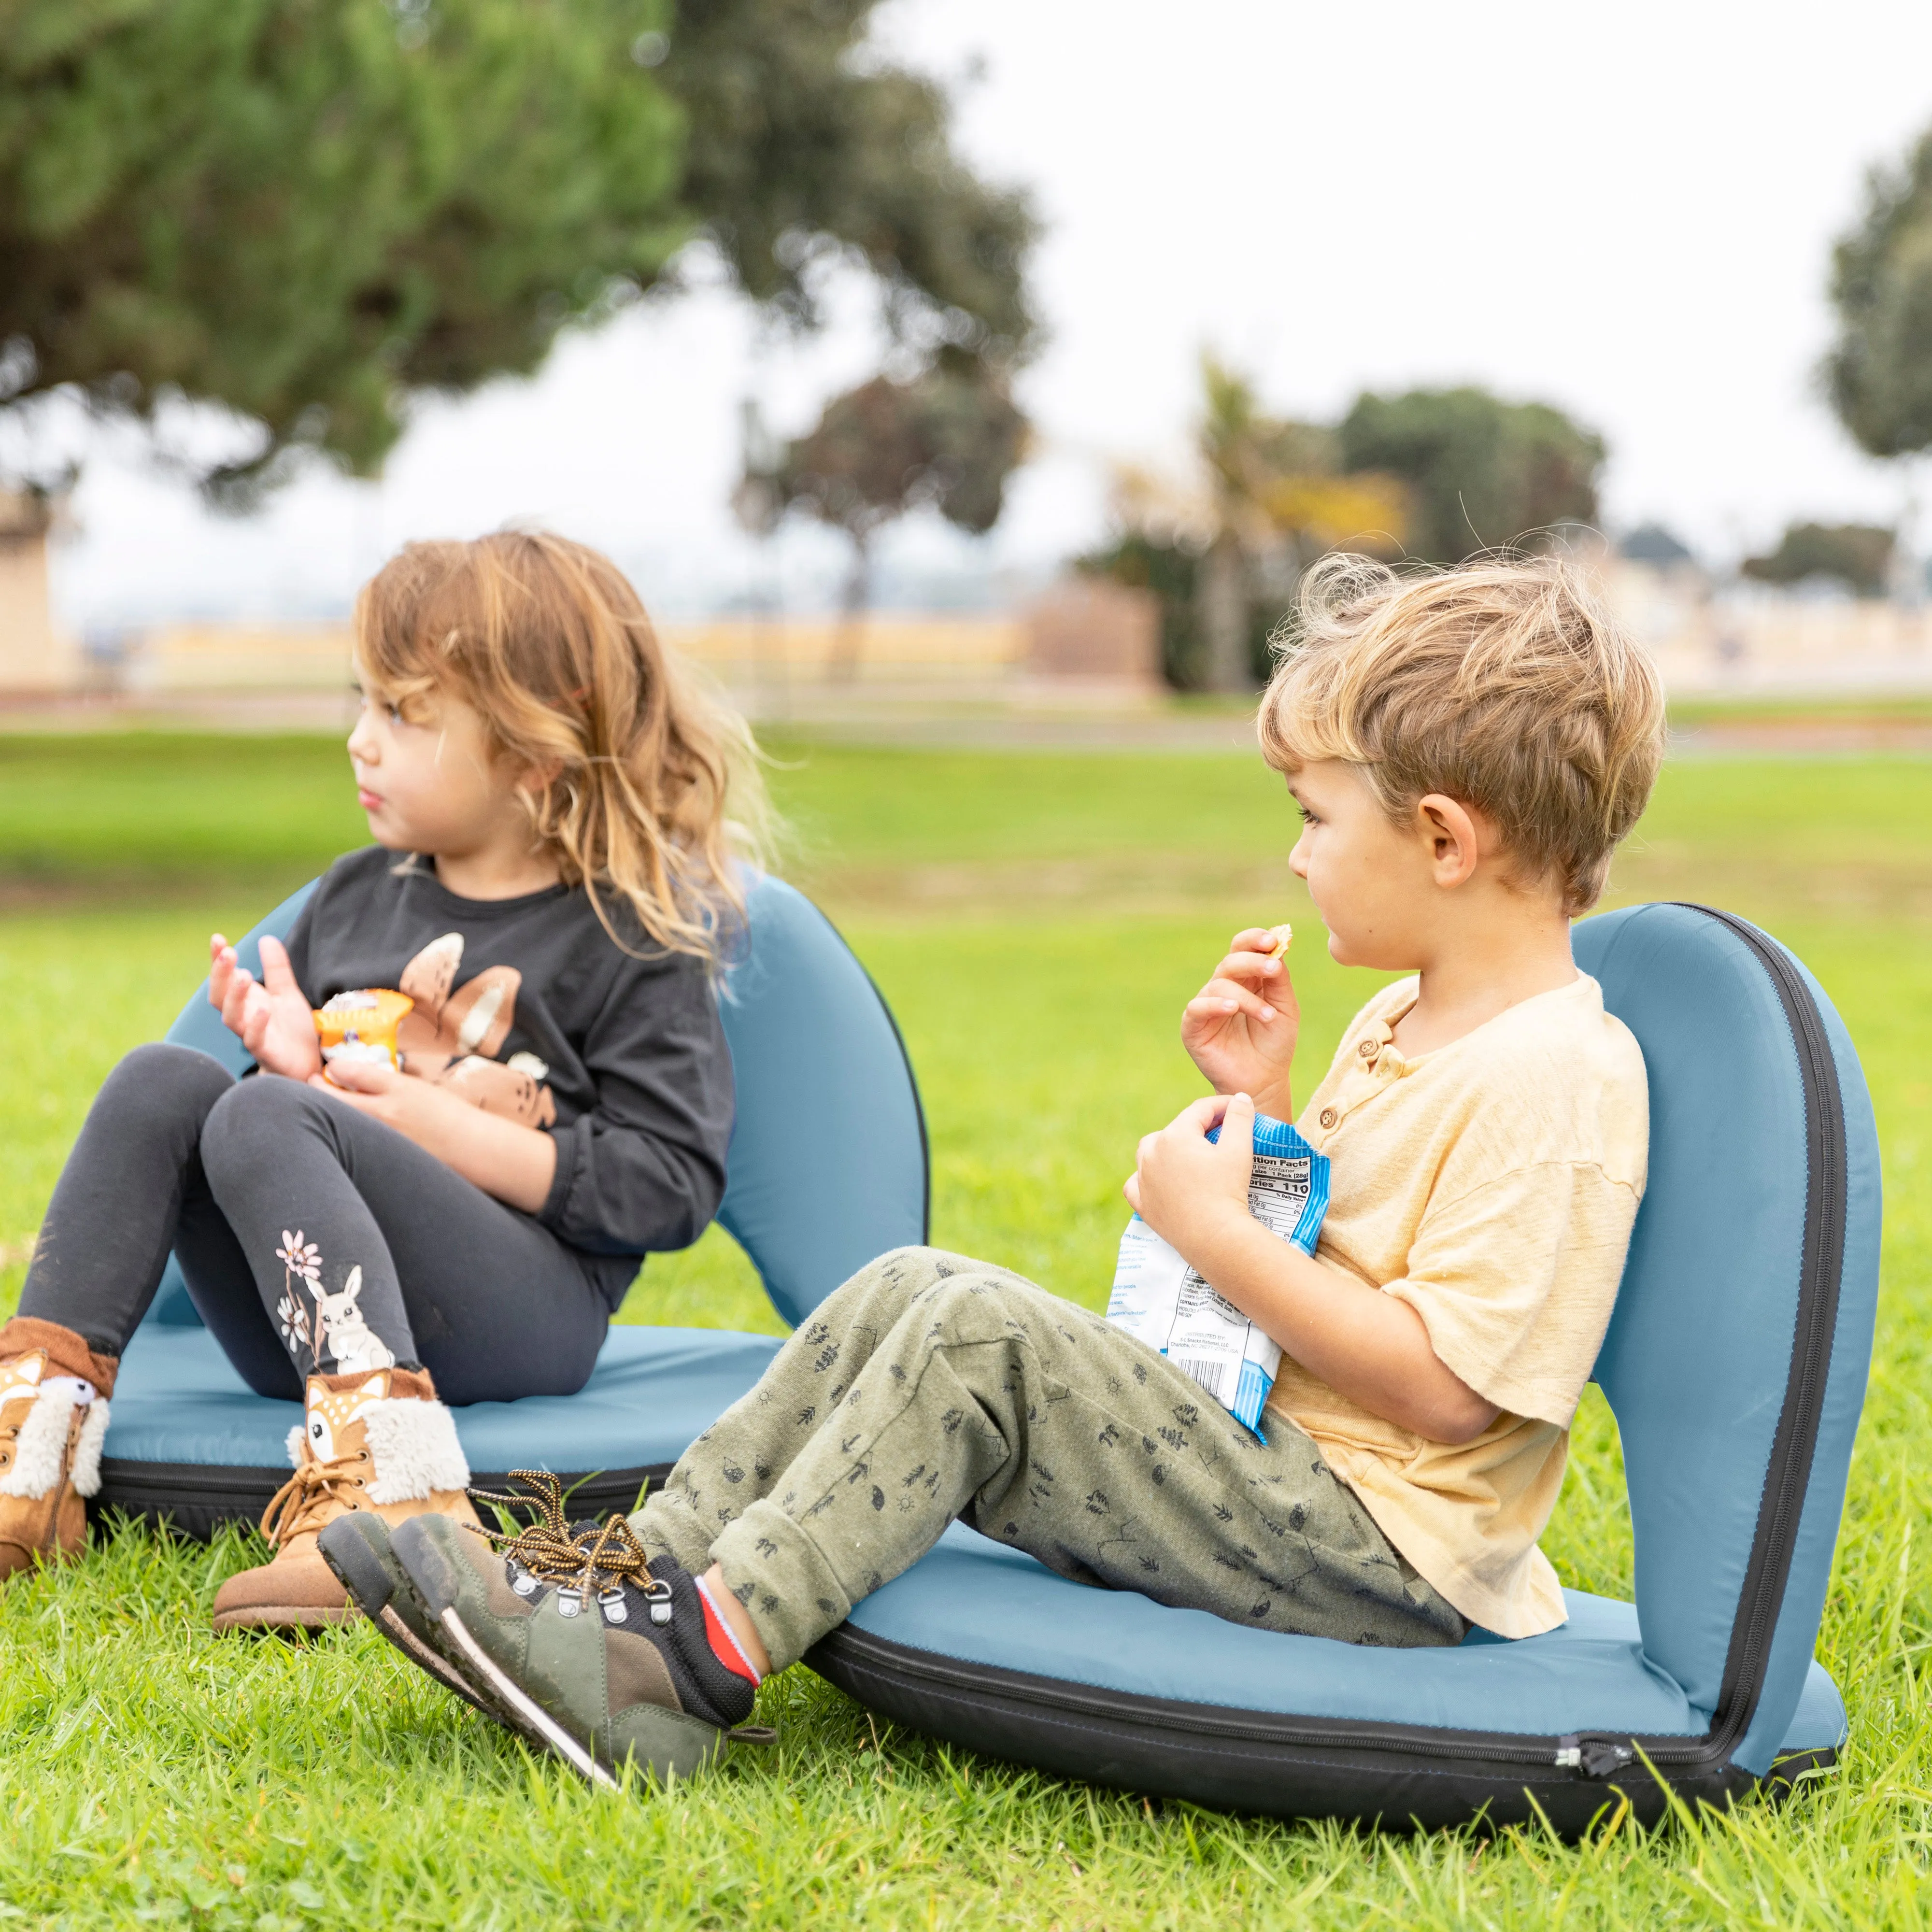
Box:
[810,1526,1843,1832]
[96,1324,781,1540]
[99,871,923,1539]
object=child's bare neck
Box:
[1391,908,1577,1059]
[429,841,563,903]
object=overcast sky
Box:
[38,0,1932,632]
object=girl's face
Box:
[346,667,530,860]
[1286,758,1439,970]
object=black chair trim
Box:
[89,1460,674,1544]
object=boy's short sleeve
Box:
[1379,1160,1642,1428]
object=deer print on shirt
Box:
[395,932,557,1127]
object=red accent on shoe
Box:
[696,1577,761,1684]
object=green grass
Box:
[3,736,1931,1925]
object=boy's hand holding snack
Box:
[1124,1090,1258,1259]
[1182,923,1300,1121]
[207,933,323,1082]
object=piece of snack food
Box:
[1262,922,1293,958]
[313,988,415,1070]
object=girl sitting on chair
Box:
[0,532,767,1633]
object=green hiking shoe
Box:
[391,1506,768,1790]
[318,1509,505,1721]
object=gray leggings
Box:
[18,1042,629,1402]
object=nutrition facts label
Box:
[1246,1151,1315,1243]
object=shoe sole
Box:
[211,1605,356,1633]
[434,1604,621,1792]
[317,1517,506,1724]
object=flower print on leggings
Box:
[273,1230,396,1376]
[275,1231,322,1364]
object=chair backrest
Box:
[147,874,928,1333]
[1576,904,1879,1776]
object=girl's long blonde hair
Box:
[355,532,774,964]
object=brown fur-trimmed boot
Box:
[0,1318,118,1583]
[212,1365,480,1634]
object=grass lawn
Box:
[1,734,1929,1925]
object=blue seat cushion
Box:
[809,1524,1847,1830]
[96,1324,781,1540]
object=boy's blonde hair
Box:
[355,532,773,964]
[1258,554,1665,914]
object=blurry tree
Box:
[664,0,1035,361]
[1825,130,1932,599]
[1335,386,1605,565]
[1085,355,1405,691]
[1741,522,1895,598]
[0,0,1037,503]
[1826,134,1932,464]
[753,369,1027,676]
[1075,532,1204,689]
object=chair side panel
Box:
[1580,905,1809,1719]
[716,878,928,1329]
[1732,976,1879,1774]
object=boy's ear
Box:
[1415,793,1485,889]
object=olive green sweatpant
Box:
[631,1246,1464,1671]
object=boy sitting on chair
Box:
[323,554,1667,1786]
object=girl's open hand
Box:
[208,933,322,1081]
[1180,927,1300,1120]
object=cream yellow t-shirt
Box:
[1268,972,1647,1638]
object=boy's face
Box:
[1287,759,1452,970]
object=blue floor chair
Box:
[101,894,1877,1833]
[802,904,1880,1832]
[97,874,930,1538]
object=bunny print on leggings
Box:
[272,1232,395,1375]
[307,1266,396,1375]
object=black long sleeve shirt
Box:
[284,848,734,1264]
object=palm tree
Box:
[1120,356,1407,690]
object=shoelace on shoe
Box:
[471,1470,776,1746]
[259,1450,371,1547]
[469,1470,671,1620]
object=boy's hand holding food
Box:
[1125,1091,1257,1261]
[207,934,323,1082]
[1181,923,1300,1120]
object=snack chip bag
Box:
[313,988,414,1070]
[1106,1111,1329,1435]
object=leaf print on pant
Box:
[630,1246,1466,1674]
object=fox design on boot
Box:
[299,1369,392,1463]
[211,1367,478,1634]
[0,1349,110,1582]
